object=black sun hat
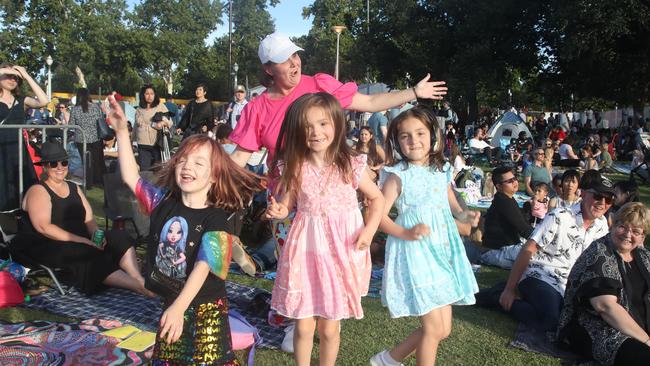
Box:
[35,141,69,165]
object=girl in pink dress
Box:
[265,92,384,366]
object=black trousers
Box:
[76,141,105,188]
[614,337,650,366]
[138,145,161,171]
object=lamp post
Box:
[332,25,347,80]
[45,55,53,100]
[228,1,233,94]
[233,63,239,91]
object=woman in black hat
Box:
[9,141,153,296]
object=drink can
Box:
[92,229,105,247]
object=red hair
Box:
[155,135,265,212]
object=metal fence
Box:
[0,124,88,205]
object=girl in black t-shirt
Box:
[108,96,264,365]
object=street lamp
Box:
[45,55,53,100]
[332,25,347,80]
[233,62,239,91]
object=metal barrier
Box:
[0,124,88,204]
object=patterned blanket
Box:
[0,319,151,366]
[20,281,285,349]
[509,323,600,365]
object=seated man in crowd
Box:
[498,173,614,333]
[469,129,503,163]
[523,147,552,196]
[480,166,534,268]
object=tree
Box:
[130,0,223,98]
[546,0,650,114]
[300,0,368,81]
[228,0,277,95]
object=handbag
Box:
[96,117,115,140]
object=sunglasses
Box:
[2,74,20,81]
[45,160,69,168]
[499,176,518,185]
[589,191,614,204]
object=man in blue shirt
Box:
[367,110,388,145]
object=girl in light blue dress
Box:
[371,108,478,366]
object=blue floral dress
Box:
[381,162,478,318]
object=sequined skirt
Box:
[152,299,239,366]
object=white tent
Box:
[487,112,533,149]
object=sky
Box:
[126,1,313,40]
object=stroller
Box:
[630,144,650,184]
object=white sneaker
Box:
[370,350,404,366]
[281,323,295,353]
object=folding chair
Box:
[1,210,67,295]
[103,172,143,241]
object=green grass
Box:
[2,170,648,365]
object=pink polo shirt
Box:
[230,73,357,166]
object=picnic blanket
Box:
[0,318,151,365]
[467,192,531,210]
[510,323,601,365]
[20,281,285,349]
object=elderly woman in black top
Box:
[557,202,650,366]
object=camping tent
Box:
[487,111,533,149]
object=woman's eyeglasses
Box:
[616,225,644,238]
[46,160,69,168]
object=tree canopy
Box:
[1,0,647,112]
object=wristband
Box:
[412,87,417,99]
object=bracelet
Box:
[411,87,418,99]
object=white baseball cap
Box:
[258,32,304,64]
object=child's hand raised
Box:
[159,303,185,344]
[405,223,431,241]
[265,196,289,220]
[105,95,129,132]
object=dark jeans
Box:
[483,147,503,161]
[510,277,563,332]
[250,237,278,272]
[138,145,161,171]
[614,337,650,365]
[76,141,105,187]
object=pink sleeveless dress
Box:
[271,155,370,320]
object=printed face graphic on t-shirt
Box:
[167,221,183,245]
[156,216,189,279]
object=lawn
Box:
[1,169,647,365]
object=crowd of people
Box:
[1,31,650,366]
